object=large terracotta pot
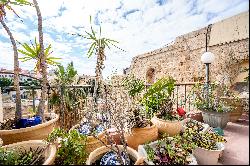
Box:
[151,116,182,136]
[125,125,158,150]
[0,113,59,145]
[86,145,142,165]
[193,142,225,165]
[70,124,107,154]
[2,140,57,165]
[220,97,244,122]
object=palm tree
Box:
[72,16,124,101]
[0,0,31,122]
[18,38,61,74]
[32,0,47,120]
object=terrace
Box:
[0,0,249,165]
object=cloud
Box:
[0,0,249,79]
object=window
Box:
[146,68,155,84]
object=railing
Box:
[1,82,202,129]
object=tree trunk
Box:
[0,19,22,121]
[33,0,47,121]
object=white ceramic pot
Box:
[193,142,225,165]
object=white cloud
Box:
[0,0,249,78]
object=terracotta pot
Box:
[125,125,158,150]
[151,116,182,136]
[0,113,59,145]
[107,128,122,145]
[193,142,224,165]
[186,111,204,122]
[86,145,141,165]
[70,124,107,154]
[2,140,57,165]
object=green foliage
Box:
[0,147,18,165]
[0,146,45,165]
[49,62,87,112]
[18,38,61,73]
[122,75,145,97]
[181,128,226,150]
[0,77,13,88]
[141,77,176,115]
[190,82,236,113]
[54,62,77,85]
[46,128,88,165]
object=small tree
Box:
[0,0,32,122]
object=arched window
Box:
[146,68,155,84]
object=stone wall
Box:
[129,11,249,88]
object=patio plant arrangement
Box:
[191,82,235,128]
[142,77,183,136]
[0,0,59,145]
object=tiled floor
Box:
[219,113,249,165]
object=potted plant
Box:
[46,128,88,165]
[125,108,158,150]
[191,83,234,129]
[141,77,183,136]
[69,121,107,154]
[121,75,158,150]
[0,140,56,165]
[182,128,226,165]
[0,0,59,145]
[138,138,198,165]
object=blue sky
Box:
[0,0,249,78]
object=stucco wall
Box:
[129,11,249,87]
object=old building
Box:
[128,11,249,89]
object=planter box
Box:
[151,116,182,136]
[193,142,225,165]
[138,139,198,165]
[2,140,57,165]
[201,111,229,129]
[86,145,141,165]
[125,125,158,150]
[0,113,59,145]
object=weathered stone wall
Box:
[129,11,249,88]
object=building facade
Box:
[128,11,249,89]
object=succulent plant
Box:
[184,119,204,132]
